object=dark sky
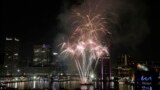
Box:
[149,0,160,62]
[1,0,63,43]
[1,0,160,63]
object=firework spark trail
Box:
[60,0,110,84]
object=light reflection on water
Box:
[6,80,50,89]
[81,85,94,90]
[33,80,36,89]
[14,82,17,88]
[5,80,154,90]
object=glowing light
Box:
[17,69,20,72]
[53,52,58,55]
[33,76,37,79]
[15,77,18,81]
[141,76,152,81]
[33,81,36,88]
[14,53,18,56]
[5,65,8,68]
[90,74,94,79]
[137,64,149,71]
[60,0,110,83]
[15,38,19,41]
[6,37,12,40]
[15,82,17,88]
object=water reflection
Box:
[4,80,155,90]
[80,85,94,90]
[33,80,36,89]
[14,82,17,88]
[51,82,59,90]
[19,82,24,90]
[6,80,49,89]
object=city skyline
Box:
[0,0,160,89]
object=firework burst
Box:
[60,0,110,84]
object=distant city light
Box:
[42,44,46,48]
[90,74,94,79]
[6,37,12,40]
[15,77,18,81]
[141,76,152,81]
[14,38,19,41]
[43,59,47,61]
[17,69,20,72]
[33,76,37,79]
[53,52,58,55]
[34,49,40,53]
[8,56,11,59]
[41,51,46,53]
[33,58,38,62]
[14,53,18,56]
[6,37,20,41]
[137,64,148,71]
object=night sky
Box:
[1,0,160,64]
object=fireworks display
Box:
[60,0,110,84]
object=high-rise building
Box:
[96,55,110,81]
[4,37,20,75]
[0,35,5,66]
[33,44,51,67]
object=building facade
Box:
[4,37,20,75]
[33,44,51,67]
[96,56,110,81]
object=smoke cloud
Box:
[55,0,150,69]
